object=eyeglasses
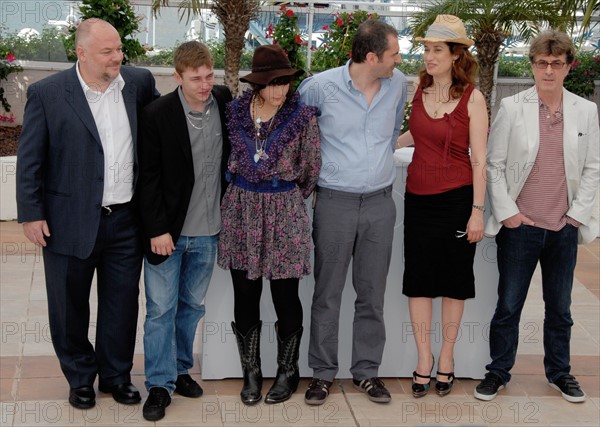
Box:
[532,60,567,70]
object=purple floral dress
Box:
[218,90,321,280]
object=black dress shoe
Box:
[143,387,171,421]
[304,378,332,406]
[99,382,141,404]
[175,374,203,398]
[69,386,96,409]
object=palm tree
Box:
[409,0,564,118]
[152,0,259,94]
[556,1,600,37]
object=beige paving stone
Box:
[158,395,224,427]
[219,394,355,427]
[20,337,56,358]
[73,398,154,427]
[470,396,600,427]
[1,402,15,426]
[9,400,86,427]
[534,396,600,426]
[0,332,23,358]
[348,393,487,426]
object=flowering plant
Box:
[401,100,411,134]
[266,5,307,74]
[0,45,24,122]
[564,53,600,98]
[311,10,379,71]
[65,0,146,63]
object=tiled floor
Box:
[1,221,598,426]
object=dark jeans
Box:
[487,224,578,384]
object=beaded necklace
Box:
[251,95,281,162]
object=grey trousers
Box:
[309,185,396,382]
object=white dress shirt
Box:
[76,61,134,206]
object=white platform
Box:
[201,148,499,380]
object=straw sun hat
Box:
[414,14,474,47]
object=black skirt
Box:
[402,185,476,300]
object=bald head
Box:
[75,18,124,90]
[75,18,119,51]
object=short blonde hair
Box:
[174,41,214,75]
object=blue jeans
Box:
[487,224,578,384]
[143,235,217,393]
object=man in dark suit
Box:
[136,41,231,421]
[16,18,159,409]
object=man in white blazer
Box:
[475,30,599,403]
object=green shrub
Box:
[0,29,24,120]
[497,56,531,77]
[2,27,70,62]
[397,55,422,76]
[564,52,600,98]
[267,5,306,73]
[132,40,253,70]
[311,11,379,72]
[65,0,146,63]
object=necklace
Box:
[426,91,452,118]
[251,95,280,162]
[186,108,210,130]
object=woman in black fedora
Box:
[218,44,321,405]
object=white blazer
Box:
[485,86,599,244]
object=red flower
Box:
[265,23,274,38]
[280,5,286,10]
[295,35,302,44]
[286,9,294,18]
[5,52,15,62]
[322,25,329,31]
[336,17,343,26]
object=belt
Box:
[102,202,131,216]
[232,175,296,193]
[315,185,393,200]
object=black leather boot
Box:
[232,321,263,405]
[265,323,302,404]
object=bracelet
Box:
[472,204,485,212]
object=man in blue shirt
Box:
[299,19,408,405]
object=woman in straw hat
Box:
[397,15,488,397]
[218,44,321,405]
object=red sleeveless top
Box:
[406,84,474,195]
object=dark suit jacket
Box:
[137,85,232,265]
[16,65,160,259]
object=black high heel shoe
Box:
[435,369,455,396]
[412,356,434,398]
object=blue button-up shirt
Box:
[299,61,407,193]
